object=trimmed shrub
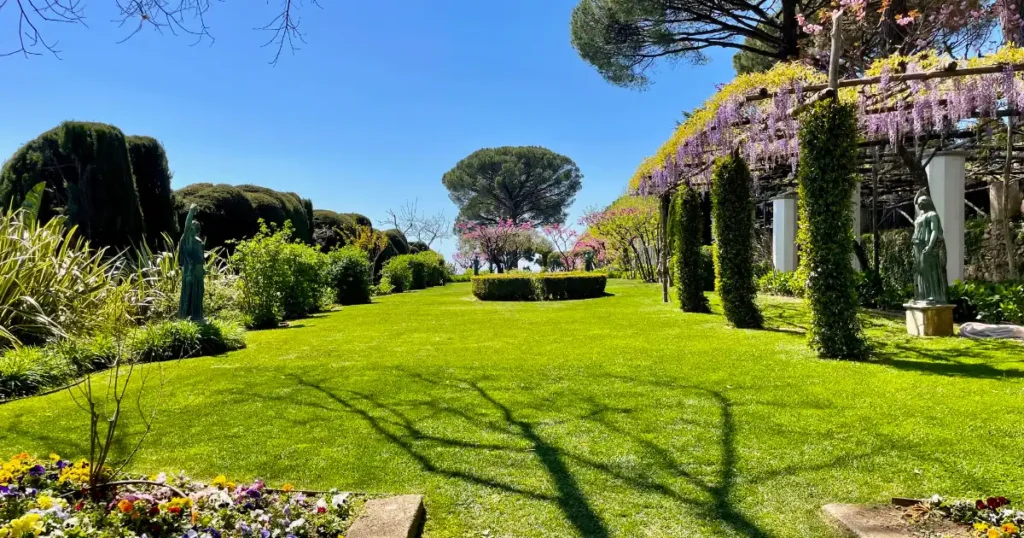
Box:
[0,121,144,250]
[175,184,258,249]
[126,136,178,242]
[313,209,357,252]
[472,273,607,301]
[472,275,536,301]
[797,99,867,359]
[673,186,710,313]
[326,246,373,305]
[409,241,430,254]
[174,183,315,249]
[416,251,448,287]
[381,254,417,292]
[230,222,328,328]
[535,273,607,300]
[710,155,763,329]
[280,242,330,319]
[343,213,372,228]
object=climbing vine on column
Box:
[711,154,762,328]
[674,185,710,313]
[797,99,868,360]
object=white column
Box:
[772,193,798,272]
[852,184,862,270]
[925,151,967,283]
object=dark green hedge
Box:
[312,209,357,252]
[710,154,762,328]
[0,121,145,249]
[173,183,314,249]
[472,273,607,301]
[797,99,867,359]
[673,186,710,313]
[126,136,177,242]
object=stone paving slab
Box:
[348,495,425,538]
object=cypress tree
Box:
[126,135,177,242]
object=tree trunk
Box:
[1001,115,1019,280]
[780,0,800,61]
[881,0,909,54]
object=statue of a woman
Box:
[911,190,949,305]
[178,204,205,321]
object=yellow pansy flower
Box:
[211,475,228,488]
[1003,523,1019,534]
[36,495,54,510]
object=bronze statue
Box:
[178,204,205,322]
[911,190,948,305]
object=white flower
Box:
[287,519,305,531]
[330,493,349,509]
[211,491,233,508]
[154,473,167,485]
[315,499,328,512]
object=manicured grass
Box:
[2,280,1024,537]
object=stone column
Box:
[852,184,862,270]
[924,151,967,284]
[772,192,798,272]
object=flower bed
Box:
[471,273,607,301]
[0,453,357,538]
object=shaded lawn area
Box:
[2,280,1024,537]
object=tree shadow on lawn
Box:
[760,298,1024,381]
[261,371,781,538]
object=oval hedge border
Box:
[472,273,608,301]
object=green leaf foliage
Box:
[673,186,710,313]
[471,273,607,301]
[442,146,583,226]
[174,183,314,249]
[0,121,145,250]
[126,135,178,242]
[797,99,867,360]
[325,246,373,305]
[312,209,358,252]
[710,154,763,328]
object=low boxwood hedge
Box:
[472,273,607,301]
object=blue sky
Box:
[0,1,737,258]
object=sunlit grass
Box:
[2,281,1023,537]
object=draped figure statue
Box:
[178,204,205,322]
[911,190,948,305]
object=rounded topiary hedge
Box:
[126,135,178,242]
[472,273,607,301]
[710,154,763,328]
[673,186,710,313]
[173,183,315,249]
[797,99,867,360]
[312,209,358,252]
[0,121,145,250]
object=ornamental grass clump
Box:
[797,99,867,360]
[710,155,762,329]
[672,186,710,313]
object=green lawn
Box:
[2,280,1024,537]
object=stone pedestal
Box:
[904,303,955,337]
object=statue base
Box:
[903,303,955,337]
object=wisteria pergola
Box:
[631,46,1024,300]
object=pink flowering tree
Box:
[582,196,661,282]
[456,220,535,273]
[571,232,608,271]
[541,223,580,271]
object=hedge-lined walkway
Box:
[2,281,1023,537]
